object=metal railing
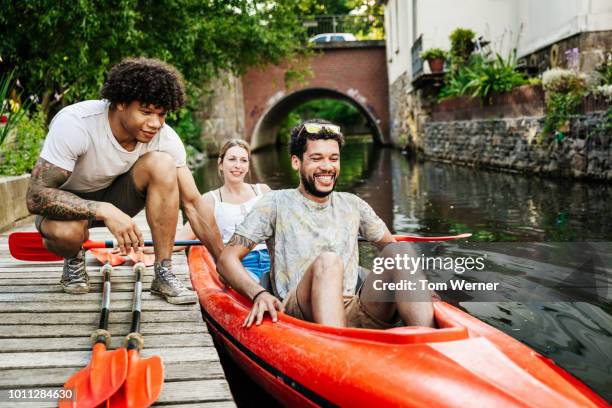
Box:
[411,34,423,77]
[300,14,384,39]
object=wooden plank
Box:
[0,382,233,408]
[0,300,195,312]
[0,333,212,352]
[0,281,193,293]
[0,322,207,338]
[0,291,192,302]
[0,346,219,369]
[0,265,189,279]
[0,310,202,325]
[0,361,225,388]
[157,380,233,404]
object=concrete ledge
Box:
[0,174,31,232]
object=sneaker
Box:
[60,249,90,294]
[150,260,197,304]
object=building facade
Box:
[384,0,612,148]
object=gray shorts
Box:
[35,169,146,235]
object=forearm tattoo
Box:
[227,233,257,250]
[26,158,99,220]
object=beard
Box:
[300,168,337,198]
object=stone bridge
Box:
[200,41,389,153]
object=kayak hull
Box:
[189,246,608,407]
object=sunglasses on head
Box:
[298,123,342,137]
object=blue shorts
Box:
[242,249,270,282]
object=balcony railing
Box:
[301,14,384,39]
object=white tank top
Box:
[213,184,267,251]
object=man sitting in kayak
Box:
[26,58,223,304]
[218,120,434,328]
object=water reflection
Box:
[192,140,612,401]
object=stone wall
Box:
[197,72,245,157]
[388,71,428,151]
[422,112,611,180]
[0,175,31,231]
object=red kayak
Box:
[188,246,608,407]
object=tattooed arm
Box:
[26,158,144,254]
[26,158,99,219]
[218,233,282,327]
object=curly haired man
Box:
[26,58,223,304]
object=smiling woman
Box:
[170,139,272,283]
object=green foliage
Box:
[421,48,446,61]
[595,53,612,85]
[541,69,587,141]
[0,1,307,114]
[0,71,30,147]
[439,53,527,103]
[0,108,46,175]
[294,99,362,126]
[276,98,365,144]
[277,111,301,145]
[449,28,475,66]
[167,108,203,152]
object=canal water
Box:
[193,139,612,402]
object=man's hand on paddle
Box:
[243,292,283,328]
[100,203,144,255]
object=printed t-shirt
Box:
[40,100,186,193]
[234,189,387,299]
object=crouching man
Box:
[26,58,222,303]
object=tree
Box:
[0,0,306,115]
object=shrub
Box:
[0,72,30,147]
[438,53,527,103]
[541,68,588,141]
[0,108,47,175]
[449,28,475,66]
[594,53,612,85]
[421,48,446,60]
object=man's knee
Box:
[312,252,343,280]
[134,152,177,186]
[43,220,89,246]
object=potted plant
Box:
[421,48,446,73]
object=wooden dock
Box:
[0,213,235,407]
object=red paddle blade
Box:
[128,249,155,267]
[8,231,62,261]
[108,349,164,408]
[90,249,125,267]
[59,343,128,408]
[395,233,472,242]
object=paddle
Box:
[90,248,126,267]
[59,263,128,408]
[107,259,164,407]
[128,248,155,267]
[8,232,206,262]
[9,231,473,262]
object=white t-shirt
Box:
[40,100,187,193]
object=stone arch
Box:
[250,87,385,151]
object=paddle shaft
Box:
[95,263,112,345]
[83,234,472,249]
[127,263,145,351]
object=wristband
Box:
[252,289,270,303]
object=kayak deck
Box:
[0,212,234,407]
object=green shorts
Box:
[35,168,146,235]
